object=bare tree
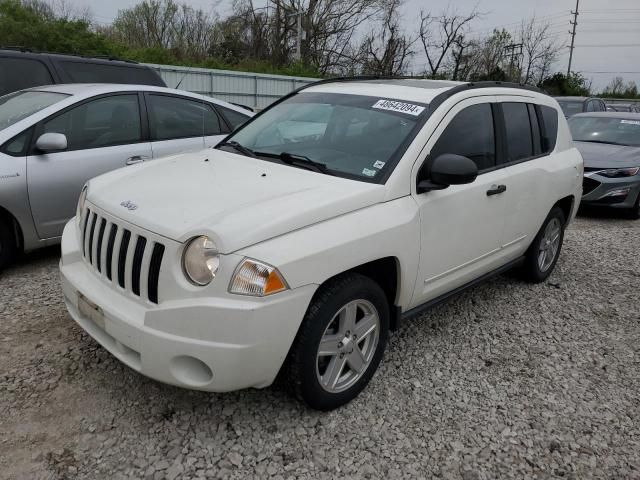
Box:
[267,0,387,74]
[109,0,215,59]
[418,7,481,78]
[357,0,413,76]
[21,0,92,22]
[518,17,562,85]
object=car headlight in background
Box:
[76,183,88,224]
[229,259,288,296]
[182,236,220,286]
[599,166,640,178]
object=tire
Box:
[521,207,566,283]
[627,191,640,220]
[284,272,390,411]
[0,215,18,271]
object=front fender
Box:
[235,197,420,310]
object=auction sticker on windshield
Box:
[372,99,425,116]
[621,120,640,125]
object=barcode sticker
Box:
[372,99,425,116]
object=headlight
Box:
[599,166,639,178]
[229,259,288,296]
[182,236,220,286]
[76,183,88,224]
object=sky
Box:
[77,0,640,91]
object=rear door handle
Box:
[126,155,148,166]
[486,184,507,196]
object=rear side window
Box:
[0,58,54,96]
[538,106,558,153]
[147,95,223,140]
[217,106,251,131]
[43,94,141,150]
[60,61,164,86]
[430,103,496,171]
[502,103,533,162]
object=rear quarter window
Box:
[538,106,559,153]
[59,61,164,86]
[217,106,251,131]
[0,58,54,96]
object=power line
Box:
[575,44,640,47]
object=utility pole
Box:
[287,7,303,62]
[504,43,523,81]
[567,0,580,76]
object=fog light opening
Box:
[169,355,213,386]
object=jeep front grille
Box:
[80,208,165,304]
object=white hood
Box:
[87,149,386,253]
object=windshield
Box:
[569,116,640,146]
[219,92,427,182]
[0,90,69,131]
[557,100,584,117]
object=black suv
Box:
[0,48,166,96]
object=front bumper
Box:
[60,220,317,392]
[581,174,640,209]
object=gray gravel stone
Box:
[1,215,639,479]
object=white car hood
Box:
[88,149,386,253]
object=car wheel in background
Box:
[521,207,566,283]
[284,273,389,411]
[627,192,640,220]
[0,215,18,270]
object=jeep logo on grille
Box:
[120,200,138,211]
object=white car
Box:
[60,79,583,410]
[0,84,252,268]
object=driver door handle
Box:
[126,155,148,166]
[486,184,507,196]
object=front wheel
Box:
[627,191,640,220]
[0,216,18,271]
[284,273,389,410]
[521,207,566,283]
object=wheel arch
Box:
[0,205,24,253]
[315,257,402,331]
[554,195,575,226]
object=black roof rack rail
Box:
[0,46,140,64]
[0,46,33,52]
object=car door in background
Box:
[27,93,152,239]
[411,99,509,307]
[145,93,227,158]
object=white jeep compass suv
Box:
[59,79,583,410]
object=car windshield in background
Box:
[0,90,69,131]
[220,92,427,182]
[569,116,640,147]
[558,101,583,117]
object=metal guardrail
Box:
[144,63,318,109]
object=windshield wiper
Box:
[278,152,334,175]
[217,141,257,158]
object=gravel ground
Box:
[1,213,639,480]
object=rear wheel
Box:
[627,192,640,220]
[284,273,389,410]
[521,207,566,283]
[0,215,18,270]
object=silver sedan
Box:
[0,84,252,268]
[568,112,640,219]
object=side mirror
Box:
[36,133,67,153]
[417,153,478,193]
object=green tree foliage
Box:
[539,72,591,96]
[0,0,320,77]
[0,0,122,56]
